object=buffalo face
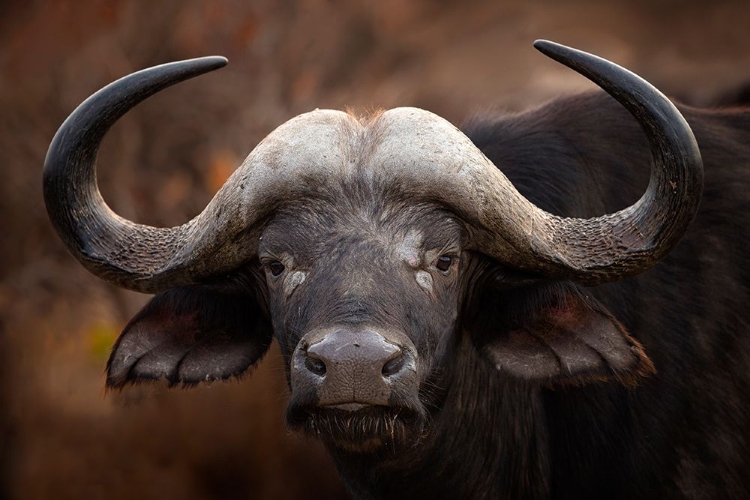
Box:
[258,198,469,452]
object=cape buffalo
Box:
[43,41,750,499]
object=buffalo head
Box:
[43,41,702,454]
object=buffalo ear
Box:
[472,283,655,387]
[107,286,272,388]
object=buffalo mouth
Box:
[286,403,427,453]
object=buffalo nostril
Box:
[382,354,406,378]
[305,355,327,376]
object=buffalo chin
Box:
[286,404,427,454]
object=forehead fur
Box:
[259,190,466,276]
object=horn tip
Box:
[201,55,229,69]
[533,39,566,56]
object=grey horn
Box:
[43,57,267,293]
[459,40,704,285]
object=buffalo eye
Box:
[436,255,453,273]
[267,261,285,277]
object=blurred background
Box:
[2,1,750,498]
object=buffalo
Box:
[43,41,749,499]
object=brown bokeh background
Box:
[2,1,750,499]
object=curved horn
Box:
[43,57,261,293]
[464,40,703,285]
